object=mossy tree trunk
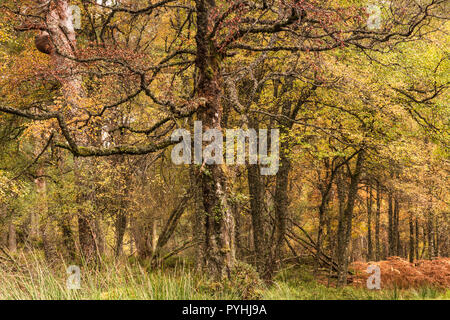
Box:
[194,0,235,279]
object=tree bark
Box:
[427,209,434,259]
[367,184,373,261]
[393,195,400,256]
[35,167,58,264]
[38,0,98,263]
[29,208,39,245]
[375,181,381,261]
[115,211,127,258]
[265,79,295,279]
[434,216,439,258]
[190,163,205,270]
[315,159,334,274]
[409,211,415,263]
[194,0,235,279]
[270,132,291,278]
[388,191,394,257]
[248,162,266,273]
[60,219,76,260]
[415,217,420,260]
[336,149,365,287]
[130,215,153,259]
[0,204,7,247]
[8,212,16,253]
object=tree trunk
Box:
[415,217,420,260]
[388,192,394,256]
[336,149,365,287]
[269,135,290,278]
[190,163,205,270]
[421,222,427,259]
[8,213,16,253]
[194,0,235,279]
[0,204,7,247]
[427,209,434,259]
[248,162,266,273]
[315,163,333,274]
[375,181,381,261]
[393,196,400,256]
[130,215,153,259]
[115,211,127,258]
[266,79,296,279]
[367,185,373,261]
[38,1,98,263]
[78,215,96,262]
[325,208,334,255]
[434,216,439,258]
[60,219,76,260]
[35,167,59,264]
[29,209,39,245]
[409,211,414,263]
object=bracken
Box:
[350,257,450,289]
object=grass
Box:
[0,251,448,300]
[263,265,449,300]
[0,251,239,300]
[262,279,448,300]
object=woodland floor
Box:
[0,250,449,300]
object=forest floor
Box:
[0,250,448,300]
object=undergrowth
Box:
[0,251,448,300]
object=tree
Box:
[0,0,447,281]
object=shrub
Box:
[351,257,450,290]
[201,261,265,300]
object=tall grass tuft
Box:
[0,250,237,300]
[0,251,447,300]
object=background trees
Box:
[0,0,448,285]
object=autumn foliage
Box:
[0,0,448,298]
[351,257,450,289]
